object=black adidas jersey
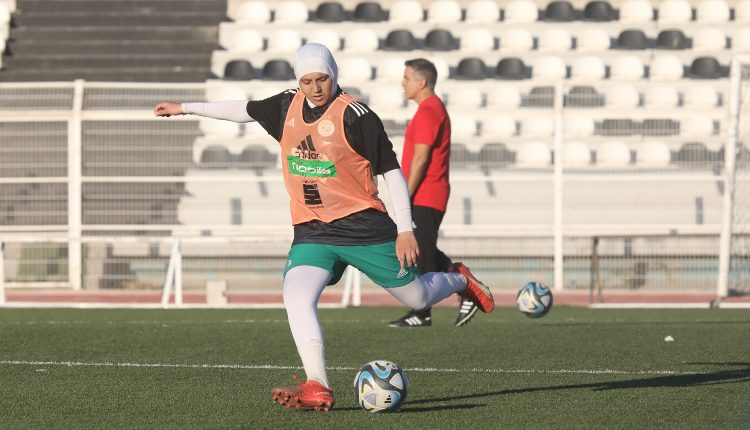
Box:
[245,87,400,246]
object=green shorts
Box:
[283,241,420,288]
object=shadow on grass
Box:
[407,363,750,407]
[335,404,482,413]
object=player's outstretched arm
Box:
[154,102,183,117]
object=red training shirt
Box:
[401,95,451,212]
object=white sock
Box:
[282,266,332,389]
[297,340,329,388]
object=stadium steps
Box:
[0,0,227,82]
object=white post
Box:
[341,266,353,307]
[160,240,179,308]
[553,81,564,292]
[353,268,361,307]
[717,57,742,299]
[67,79,84,291]
[174,239,183,305]
[0,241,5,305]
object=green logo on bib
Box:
[287,155,337,177]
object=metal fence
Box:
[0,77,746,303]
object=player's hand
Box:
[153,102,182,117]
[395,231,419,270]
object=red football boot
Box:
[450,262,494,313]
[271,376,335,411]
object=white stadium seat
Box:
[538,28,573,52]
[344,28,379,53]
[696,0,730,23]
[199,117,241,136]
[274,1,308,24]
[571,56,606,80]
[486,84,522,108]
[205,84,247,102]
[734,28,750,52]
[597,141,631,167]
[610,55,645,80]
[606,84,641,108]
[466,0,501,23]
[693,28,726,51]
[427,0,463,23]
[532,56,567,80]
[338,57,372,82]
[522,117,555,137]
[367,87,405,110]
[562,141,591,167]
[482,117,517,137]
[645,85,679,108]
[637,141,672,167]
[447,87,484,108]
[267,29,302,52]
[516,141,551,167]
[649,55,684,80]
[234,1,271,24]
[619,0,654,23]
[426,56,451,81]
[681,116,715,137]
[658,0,692,24]
[389,0,424,23]
[376,57,408,81]
[221,28,264,51]
[563,116,595,137]
[576,28,611,52]
[500,28,533,52]
[307,29,341,52]
[683,85,719,108]
[450,113,479,139]
[737,0,750,22]
[504,0,538,23]
[460,28,495,52]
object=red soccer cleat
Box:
[271,376,335,412]
[450,262,494,313]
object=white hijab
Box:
[294,43,339,105]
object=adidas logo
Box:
[295,135,321,160]
[396,268,408,279]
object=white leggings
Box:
[282,265,466,347]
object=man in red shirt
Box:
[389,58,479,328]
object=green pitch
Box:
[0,307,748,429]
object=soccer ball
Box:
[516,281,553,318]
[353,360,408,413]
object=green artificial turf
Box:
[0,307,748,429]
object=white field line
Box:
[1,359,748,376]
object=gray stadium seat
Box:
[617,29,648,50]
[675,142,713,166]
[262,60,294,80]
[201,146,232,168]
[583,1,614,21]
[544,1,577,21]
[567,86,604,107]
[223,60,254,80]
[527,86,554,108]
[477,143,514,167]
[642,119,680,136]
[689,56,722,79]
[424,29,457,51]
[495,57,526,80]
[314,2,346,22]
[240,146,277,167]
[354,2,385,21]
[456,57,488,80]
[384,29,417,51]
[656,30,688,50]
